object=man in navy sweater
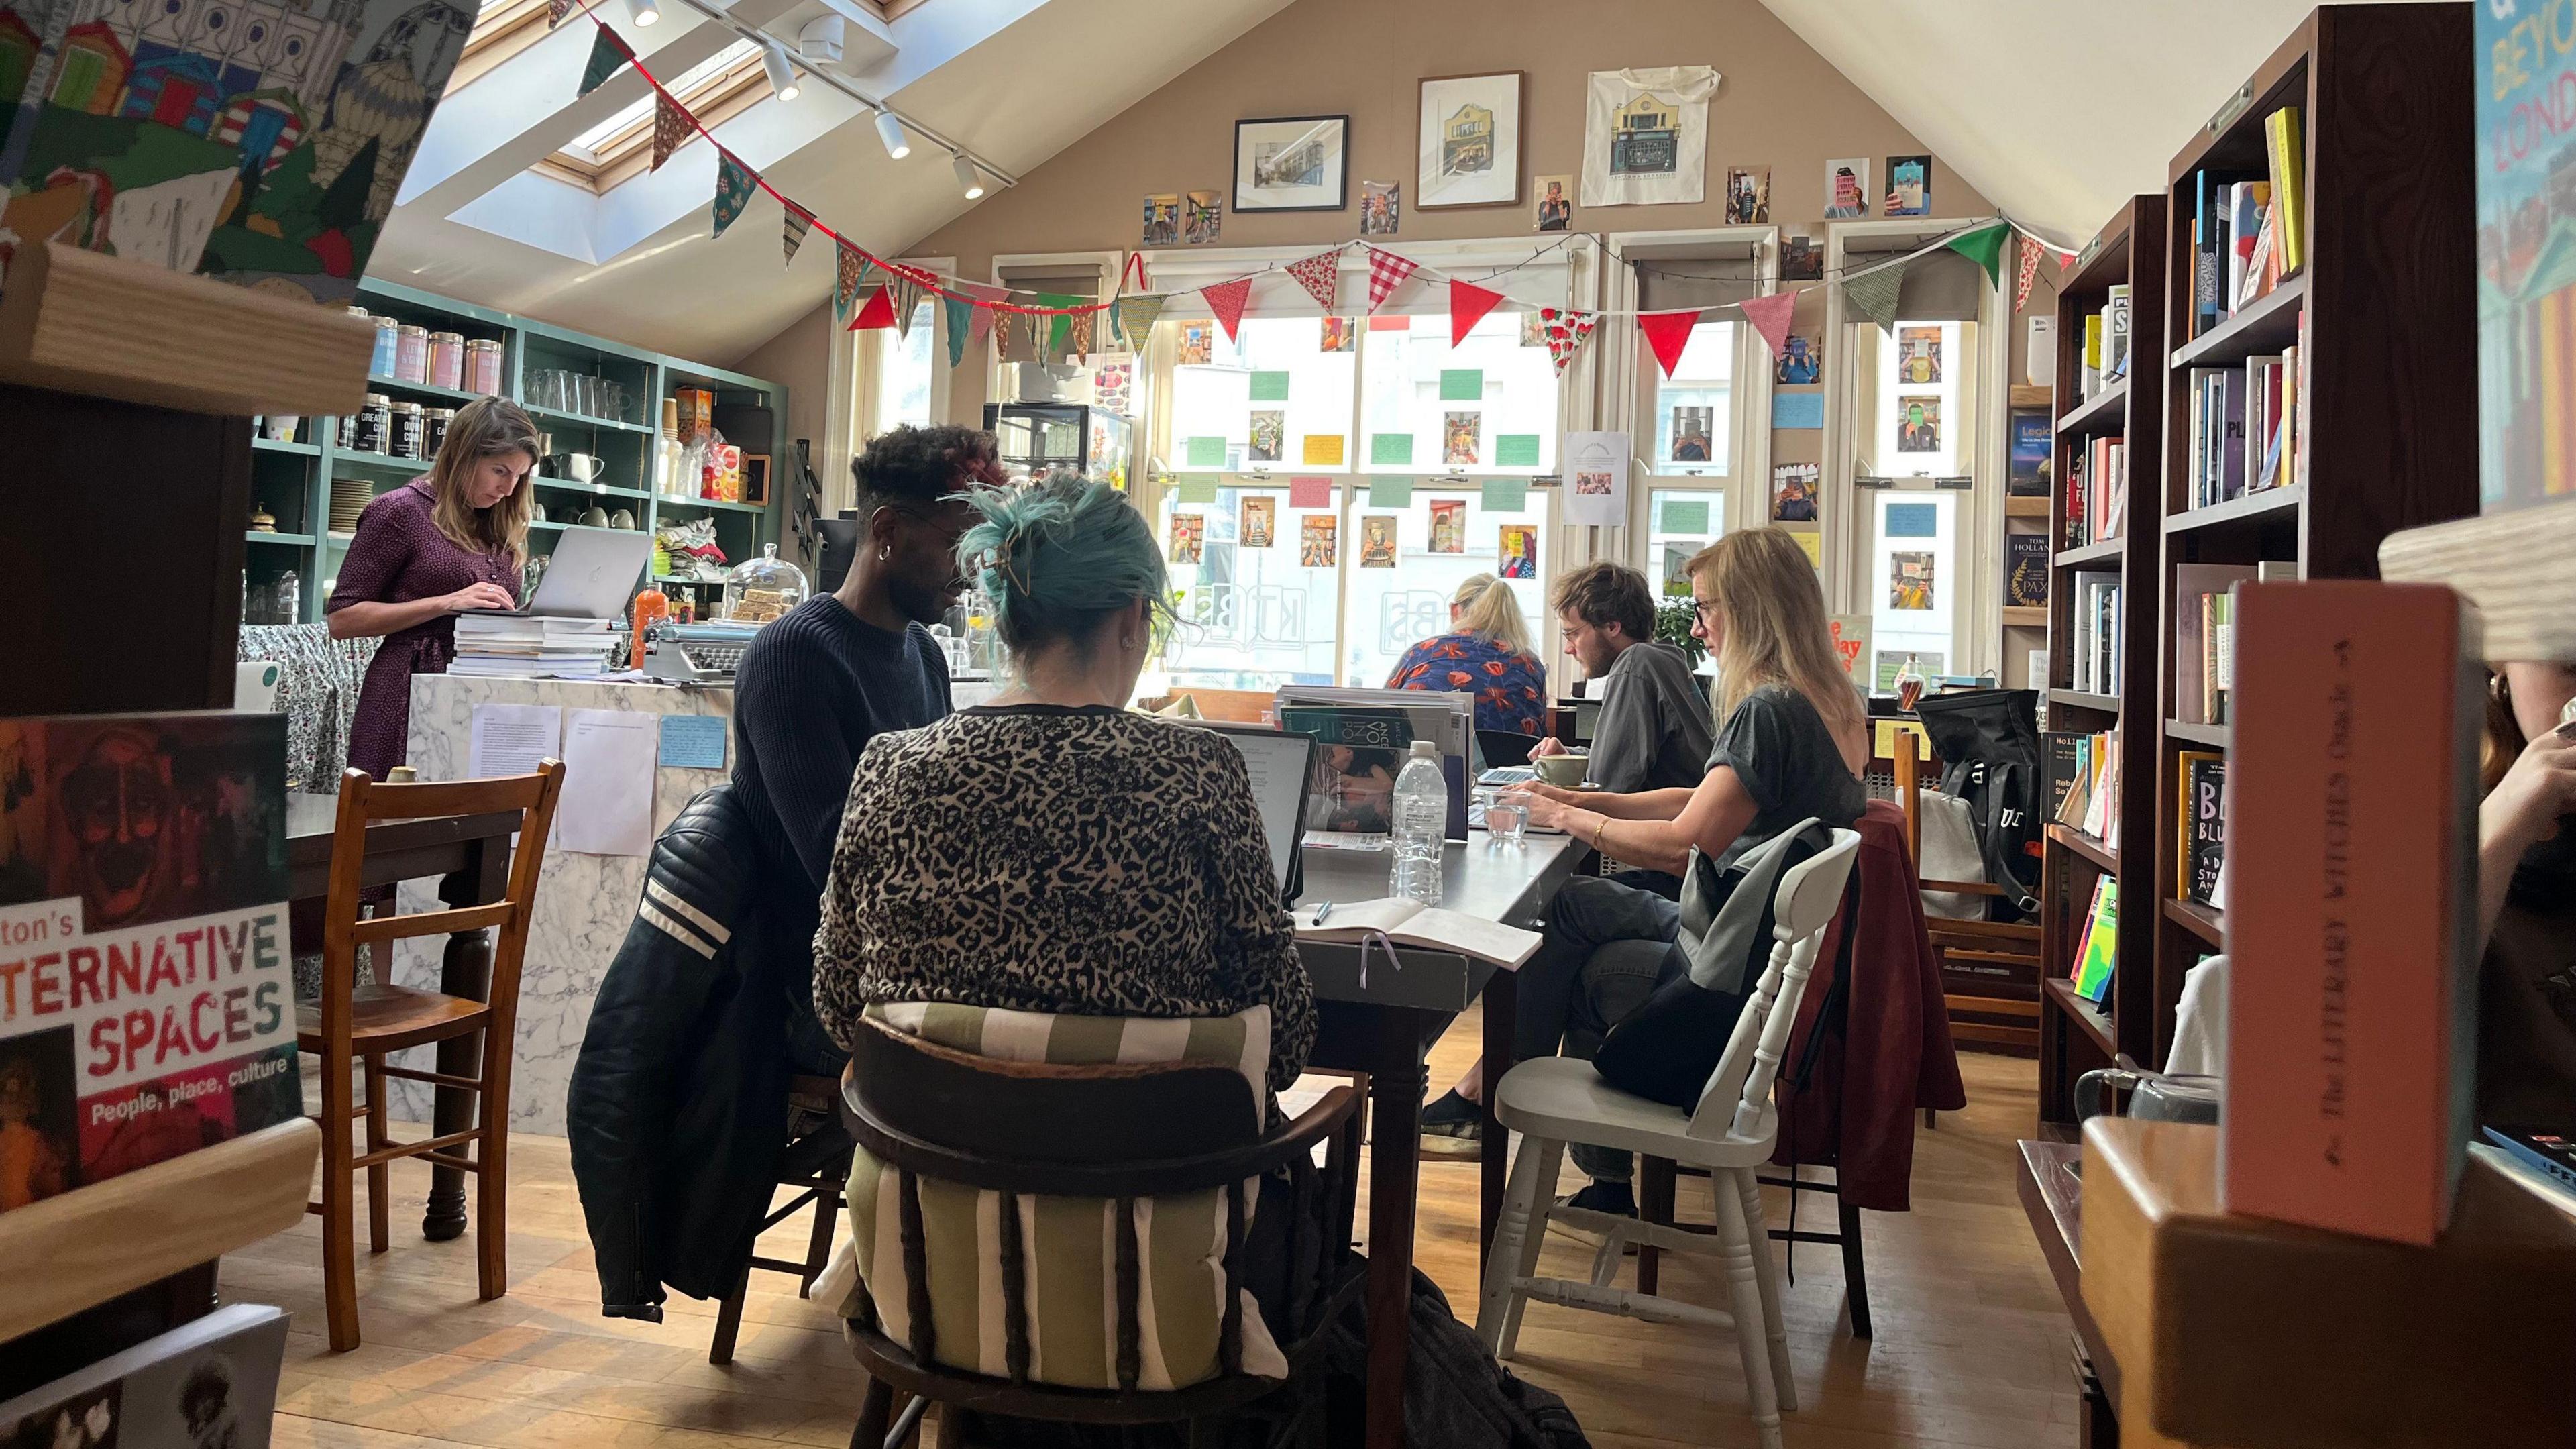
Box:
[733,424,999,1071]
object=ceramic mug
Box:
[579,506,611,527]
[1532,753,1589,789]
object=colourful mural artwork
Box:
[0,0,470,305]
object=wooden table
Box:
[2015,1138,2118,1447]
[1298,833,1580,1449]
[286,792,519,1241]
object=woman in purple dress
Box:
[327,398,541,780]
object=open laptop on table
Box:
[1189,721,1316,907]
[466,525,653,619]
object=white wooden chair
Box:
[1474,829,1862,1449]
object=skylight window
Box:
[560,38,756,160]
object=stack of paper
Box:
[453,615,619,678]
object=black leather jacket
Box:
[566,785,792,1319]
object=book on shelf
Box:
[2070,875,2118,1006]
[2187,366,2253,508]
[2069,570,2121,695]
[2174,564,2256,726]
[2080,732,2121,841]
[2224,581,2483,1246]
[2082,312,2104,398]
[2176,749,2226,906]
[2227,181,2271,310]
[0,714,299,1218]
[2063,447,2088,549]
[2005,533,2049,608]
[0,1304,288,1449]
[2103,284,2131,384]
[2264,106,2307,276]
[2008,408,2051,496]
[2294,306,2313,490]
[2184,121,2302,341]
[2043,731,2086,819]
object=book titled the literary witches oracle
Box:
[0,713,297,1216]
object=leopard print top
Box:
[812,704,1314,1091]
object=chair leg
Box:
[802,1181,841,1297]
[1839,1197,1872,1341]
[1635,1155,1676,1295]
[474,1046,510,1301]
[850,1381,894,1449]
[1735,1167,1797,1414]
[316,1050,361,1352]
[932,1403,965,1449]
[363,1055,390,1255]
[1713,1171,1785,1449]
[708,1264,750,1366]
[1477,1134,1562,1361]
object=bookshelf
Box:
[2148,1,2477,1065]
[2035,197,2167,1132]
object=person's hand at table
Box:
[1510,780,1585,806]
[1510,785,1591,836]
[1531,737,1567,758]
[443,582,517,614]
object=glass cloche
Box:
[722,543,810,625]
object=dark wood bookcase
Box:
[2147,1,2479,1065]
[2036,195,2167,1132]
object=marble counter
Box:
[388,675,733,1133]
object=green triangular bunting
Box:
[943,295,973,367]
[1841,264,1904,334]
[1037,292,1078,355]
[712,150,755,238]
[1946,221,2010,289]
[577,26,628,97]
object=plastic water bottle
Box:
[1389,739,1448,905]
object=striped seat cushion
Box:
[821,1002,1286,1389]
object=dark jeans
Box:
[1511,877,1686,1187]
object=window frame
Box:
[851,253,954,446]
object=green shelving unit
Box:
[240,280,788,625]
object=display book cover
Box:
[1274,704,1470,841]
[2004,533,2048,608]
[0,712,296,1216]
[2175,749,2225,906]
[2222,582,2482,1246]
[0,1303,288,1449]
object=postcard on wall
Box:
[1089,354,1134,416]
[1771,462,1820,522]
[1725,166,1772,224]
[1177,321,1216,366]
[1234,115,1349,213]
[1141,194,1181,248]
[1419,71,1523,209]
[1443,411,1481,466]
[1300,514,1338,568]
[1169,513,1205,565]
[1248,410,1285,463]
[1359,515,1400,568]
[1823,157,1871,219]
[1497,524,1538,579]
[1776,335,1820,385]
[1897,325,1943,384]
[1582,66,1719,206]
[1668,405,1714,464]
[1320,315,1358,352]
[1884,154,1931,217]
[1888,551,1936,610]
[1780,234,1823,280]
[1896,396,1941,452]
[1241,496,1277,549]
[1533,174,1572,231]
[1428,499,1466,553]
[1184,190,1224,244]
[1560,429,1631,526]
[1361,180,1401,235]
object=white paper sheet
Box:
[469,702,561,780]
[557,709,657,857]
[1560,431,1632,526]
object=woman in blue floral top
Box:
[1386,574,1550,736]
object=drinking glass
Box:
[1478,787,1529,845]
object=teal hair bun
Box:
[959,472,1170,648]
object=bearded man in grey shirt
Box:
[1534,561,1714,794]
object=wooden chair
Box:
[708,1073,849,1366]
[1892,734,2045,1061]
[835,1016,1367,1448]
[303,762,566,1352]
[1477,830,1862,1449]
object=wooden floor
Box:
[242,1016,2076,1449]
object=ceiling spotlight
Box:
[873,110,910,160]
[630,0,658,24]
[761,41,798,101]
[953,154,986,199]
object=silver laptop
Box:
[471,525,651,619]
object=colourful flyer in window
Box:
[1302,434,1346,466]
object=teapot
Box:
[2074,1056,2220,1125]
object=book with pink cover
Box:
[2222,582,2482,1246]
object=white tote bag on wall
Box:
[1581,66,1721,207]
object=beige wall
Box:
[730,298,833,462]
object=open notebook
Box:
[1293,898,1542,969]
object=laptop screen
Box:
[1193,723,1314,897]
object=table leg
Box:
[1477,971,1515,1273]
[423,838,506,1242]
[1364,1008,1428,1449]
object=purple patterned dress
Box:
[327,478,521,781]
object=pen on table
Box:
[1311,901,1334,926]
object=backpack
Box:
[1911,689,2043,919]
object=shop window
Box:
[1167,316,1356,472]
[867,299,936,438]
[1856,319,1974,688]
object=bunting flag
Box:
[833,244,872,323]
[2014,234,2045,311]
[993,309,1019,359]
[649,90,687,172]
[783,206,814,268]
[1737,290,1799,359]
[1285,248,1342,311]
[711,150,755,238]
[1448,279,1503,346]
[1638,309,1701,379]
[1114,294,1166,347]
[1841,264,1904,333]
[1536,307,1596,378]
[959,282,1008,346]
[1947,221,2011,290]
[1067,307,1095,357]
[547,0,573,27]
[1364,247,1418,312]
[943,295,973,367]
[577,25,630,97]
[852,284,898,331]
[1202,276,1254,341]
[889,272,926,339]
[1035,292,1079,355]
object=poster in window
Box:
[1561,430,1631,526]
[1429,499,1467,553]
[1443,411,1481,466]
[1888,551,1936,610]
[1725,166,1771,225]
[1534,174,1572,232]
[1177,323,1215,366]
[1770,462,1819,522]
[1668,406,1715,463]
[1582,67,1719,207]
[1140,194,1181,248]
[1360,515,1399,568]
[1320,316,1358,353]
[1300,515,1338,567]
[1248,410,1285,463]
[1418,72,1523,209]
[2008,409,2052,496]
[1897,325,1943,384]
[1498,525,1538,579]
[1183,190,1224,245]
[1233,115,1350,213]
[1897,397,1942,453]
[1823,157,1870,219]
[1662,542,1696,597]
[1169,513,1205,565]
[1242,496,1277,549]
[1361,180,1401,236]
[1884,154,1931,217]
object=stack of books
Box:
[2077,283,2132,399]
[2184,348,2300,508]
[2049,729,2123,843]
[2069,876,2119,1006]
[2068,570,2123,694]
[451,615,618,678]
[2065,435,2128,547]
[2184,107,2307,341]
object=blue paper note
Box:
[1771,392,1825,429]
[659,714,728,770]
[1886,502,1939,538]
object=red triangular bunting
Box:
[1640,309,1701,378]
[649,89,687,172]
[1364,247,1417,311]
[1284,248,1342,311]
[1448,279,1503,347]
[1202,276,1254,341]
[1737,292,1796,359]
[851,284,897,331]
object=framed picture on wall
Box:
[1417,72,1524,209]
[1234,115,1350,213]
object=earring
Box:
[1122,634,1138,651]
[878,544,892,562]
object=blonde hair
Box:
[1450,573,1531,653]
[1687,527,1864,741]
[426,396,539,570]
